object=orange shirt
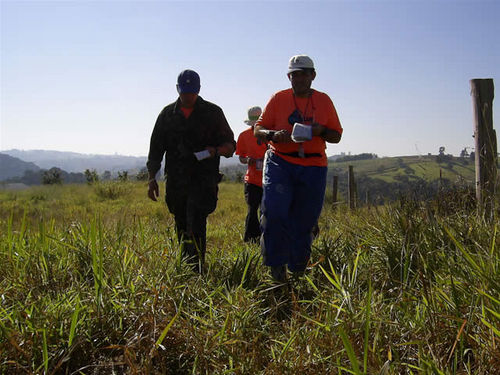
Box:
[235,127,268,186]
[180,106,194,118]
[256,88,342,167]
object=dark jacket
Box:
[147,96,235,214]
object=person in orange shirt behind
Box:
[235,106,268,242]
[254,54,343,282]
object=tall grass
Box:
[0,182,498,373]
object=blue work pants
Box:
[260,151,327,272]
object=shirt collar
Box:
[173,95,204,113]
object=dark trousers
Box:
[244,182,263,243]
[172,197,208,273]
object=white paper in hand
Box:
[194,150,211,161]
[291,123,312,143]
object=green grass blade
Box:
[338,325,362,375]
[443,226,482,274]
[476,289,500,306]
[155,310,180,348]
[42,328,48,372]
[279,329,298,359]
[363,278,372,374]
[239,252,252,288]
[480,318,500,337]
[319,263,342,291]
[351,248,361,286]
[304,274,320,293]
[490,223,497,258]
[68,304,80,347]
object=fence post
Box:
[332,175,338,209]
[470,78,496,218]
[348,165,356,210]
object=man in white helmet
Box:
[254,55,343,282]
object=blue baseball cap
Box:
[176,69,201,94]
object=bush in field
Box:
[84,168,99,184]
[42,167,63,184]
[102,170,112,181]
[93,181,131,199]
[117,170,128,182]
[136,167,148,181]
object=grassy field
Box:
[0,181,499,374]
[330,156,476,184]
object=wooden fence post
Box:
[348,165,356,210]
[332,175,338,209]
[470,79,496,217]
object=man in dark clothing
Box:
[147,69,235,272]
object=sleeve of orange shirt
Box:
[255,93,277,130]
[323,95,343,135]
[235,132,248,156]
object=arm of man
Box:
[146,108,168,201]
[207,141,235,158]
[312,124,342,143]
[147,172,159,201]
[254,125,292,144]
[207,105,236,158]
[311,96,343,144]
[253,94,292,144]
[235,132,249,164]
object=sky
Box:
[1,0,499,158]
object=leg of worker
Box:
[190,211,207,273]
[166,183,192,260]
[288,165,327,273]
[260,153,294,269]
[244,183,263,242]
[185,194,208,273]
[174,212,187,244]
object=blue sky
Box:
[1,0,499,157]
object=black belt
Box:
[276,151,322,158]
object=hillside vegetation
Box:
[327,155,480,205]
[0,181,498,374]
[0,153,40,180]
[331,155,475,184]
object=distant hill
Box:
[329,155,476,183]
[326,154,479,204]
[0,153,40,180]
[2,149,148,174]
[1,149,240,174]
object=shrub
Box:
[42,167,63,185]
[84,169,99,184]
[94,181,131,200]
[117,170,128,182]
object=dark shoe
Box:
[271,265,287,283]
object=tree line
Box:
[3,167,150,185]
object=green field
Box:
[1,181,498,374]
[329,155,476,184]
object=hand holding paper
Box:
[194,150,211,161]
[291,122,312,143]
